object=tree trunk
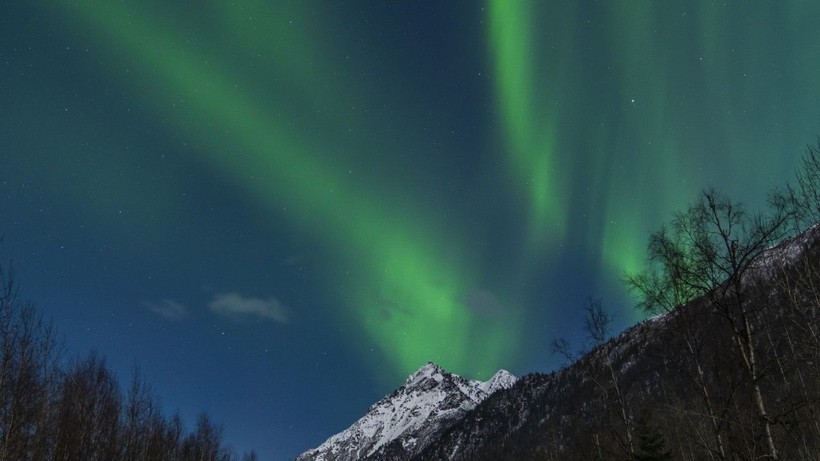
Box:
[738,309,779,459]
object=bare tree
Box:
[241,450,259,461]
[628,235,729,459]
[122,363,165,461]
[0,259,62,461]
[182,412,226,461]
[585,298,634,458]
[791,142,820,228]
[766,228,820,457]
[553,298,634,457]
[55,351,122,461]
[550,337,578,366]
[0,248,255,460]
[629,188,790,459]
[161,411,186,460]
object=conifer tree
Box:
[631,413,672,461]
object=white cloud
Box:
[144,299,188,320]
[208,292,290,323]
[461,289,507,316]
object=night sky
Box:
[2,1,820,459]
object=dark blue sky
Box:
[2,1,820,459]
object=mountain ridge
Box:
[297,225,820,460]
[411,224,820,460]
[295,362,516,461]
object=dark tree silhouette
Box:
[632,412,673,461]
[0,259,61,461]
[791,142,820,228]
[0,251,261,460]
[629,188,792,459]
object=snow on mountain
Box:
[295,362,517,461]
[479,369,517,394]
[412,224,820,461]
[750,223,820,276]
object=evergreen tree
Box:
[631,413,672,461]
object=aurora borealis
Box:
[2,1,820,458]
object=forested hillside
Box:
[412,147,820,460]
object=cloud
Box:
[208,293,290,323]
[144,299,188,320]
[460,289,507,317]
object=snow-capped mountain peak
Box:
[405,361,445,387]
[480,369,517,394]
[296,362,517,461]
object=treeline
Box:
[0,263,259,461]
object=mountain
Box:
[299,225,820,460]
[411,225,820,460]
[295,362,516,461]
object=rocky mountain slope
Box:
[411,225,820,460]
[295,362,516,461]
[299,225,820,460]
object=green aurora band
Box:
[487,0,572,254]
[595,2,817,293]
[484,1,820,325]
[52,1,519,378]
[38,0,820,375]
